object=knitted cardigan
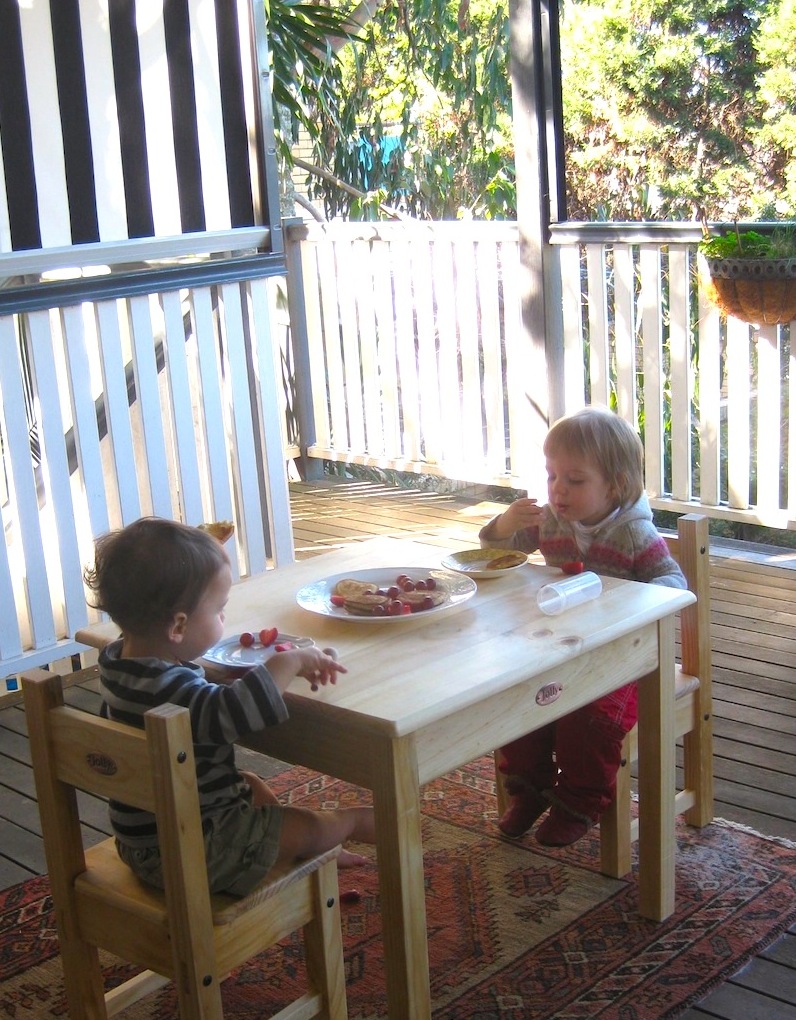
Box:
[479,493,686,588]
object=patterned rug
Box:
[2,756,796,1019]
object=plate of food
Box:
[296,567,477,622]
[203,631,315,668]
[440,548,528,578]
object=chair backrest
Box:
[663,513,712,685]
[22,667,222,1015]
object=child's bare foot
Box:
[337,848,372,868]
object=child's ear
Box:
[167,612,189,644]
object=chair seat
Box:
[82,838,341,926]
[674,666,700,698]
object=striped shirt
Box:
[99,639,288,848]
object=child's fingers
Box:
[306,657,347,691]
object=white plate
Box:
[441,548,528,578]
[296,567,477,622]
[203,633,315,668]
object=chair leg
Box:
[599,734,633,879]
[494,751,510,817]
[58,938,108,1020]
[683,718,714,828]
[303,858,348,1020]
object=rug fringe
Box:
[626,791,796,849]
[711,816,796,849]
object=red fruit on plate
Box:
[239,631,255,647]
[259,627,278,647]
[330,594,346,607]
[275,642,294,652]
[561,561,585,575]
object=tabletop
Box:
[77,536,695,744]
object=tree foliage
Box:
[287,0,515,219]
[269,0,796,221]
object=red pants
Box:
[496,682,638,822]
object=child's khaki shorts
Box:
[117,798,283,897]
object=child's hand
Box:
[495,498,541,537]
[266,646,347,692]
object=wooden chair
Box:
[494,513,713,877]
[22,668,348,1020]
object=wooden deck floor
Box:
[2,477,795,1016]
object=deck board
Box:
[2,478,795,1013]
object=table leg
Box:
[636,612,676,921]
[370,734,431,1020]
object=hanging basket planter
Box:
[703,255,796,326]
[699,225,796,326]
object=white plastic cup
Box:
[536,571,602,615]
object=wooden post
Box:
[509,0,567,485]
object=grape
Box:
[239,631,255,647]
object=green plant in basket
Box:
[699,225,796,260]
[699,224,796,325]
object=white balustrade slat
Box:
[336,240,366,451]
[218,281,267,575]
[559,244,586,413]
[500,239,538,489]
[370,240,402,457]
[726,318,751,509]
[0,316,56,650]
[93,299,142,524]
[790,337,796,520]
[668,247,691,501]
[453,240,484,458]
[392,239,426,462]
[697,293,722,506]
[61,304,111,539]
[26,311,87,638]
[432,239,464,465]
[301,242,331,452]
[190,286,237,537]
[158,289,205,525]
[755,325,781,510]
[639,246,663,496]
[0,319,31,658]
[317,241,348,450]
[613,244,635,421]
[477,238,507,475]
[126,295,174,519]
[351,240,383,455]
[585,245,610,406]
[246,277,294,566]
[413,240,444,465]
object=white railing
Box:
[0,231,293,681]
[2,217,793,682]
[285,219,795,532]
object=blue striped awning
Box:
[0,0,271,253]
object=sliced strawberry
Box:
[330,594,346,607]
[259,627,278,647]
[274,642,294,652]
[561,561,585,575]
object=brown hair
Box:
[84,517,228,635]
[543,406,645,506]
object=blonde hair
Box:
[543,406,644,506]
